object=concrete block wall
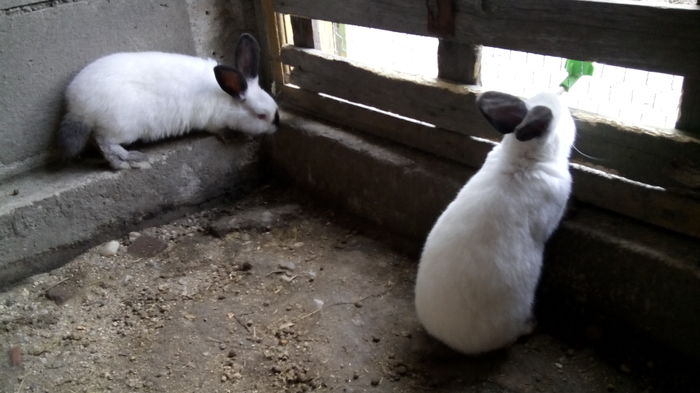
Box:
[0,0,257,180]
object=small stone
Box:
[11,189,19,196]
[227,350,237,358]
[394,363,408,376]
[219,343,227,350]
[99,240,120,257]
[278,261,296,271]
[554,362,563,369]
[292,242,305,248]
[221,374,228,382]
[126,378,143,389]
[128,232,141,242]
[29,344,47,356]
[352,371,360,380]
[45,277,81,305]
[370,378,380,386]
[238,262,253,271]
[8,346,21,367]
[128,236,167,258]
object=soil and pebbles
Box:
[0,188,694,392]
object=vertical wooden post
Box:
[438,40,482,85]
[290,16,315,49]
[677,78,700,132]
[256,0,285,88]
[675,1,700,133]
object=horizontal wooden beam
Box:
[282,45,491,138]
[278,85,700,239]
[280,46,700,194]
[279,85,492,169]
[273,0,700,77]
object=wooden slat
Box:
[290,16,314,48]
[279,85,492,169]
[280,46,700,194]
[438,40,481,85]
[282,45,492,139]
[257,0,286,85]
[273,0,700,78]
[278,85,700,239]
[677,77,700,133]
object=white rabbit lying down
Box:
[414,91,576,355]
[56,33,279,170]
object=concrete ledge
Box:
[266,111,700,358]
[0,135,261,287]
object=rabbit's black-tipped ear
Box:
[477,91,528,134]
[515,105,553,141]
[214,65,248,99]
[235,33,261,79]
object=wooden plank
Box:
[570,164,700,240]
[278,86,700,239]
[280,46,700,193]
[438,40,481,85]
[257,0,286,85]
[290,16,314,48]
[676,77,700,133]
[273,0,700,77]
[279,85,492,169]
[282,45,492,139]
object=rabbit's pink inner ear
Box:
[477,91,528,135]
[515,105,553,141]
[235,33,260,79]
[214,65,248,99]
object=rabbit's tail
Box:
[56,113,91,159]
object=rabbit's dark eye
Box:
[257,114,267,120]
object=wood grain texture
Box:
[273,0,700,77]
[283,45,490,138]
[281,46,700,194]
[438,40,481,84]
[257,0,285,85]
[290,16,314,48]
[278,86,700,238]
[676,77,700,133]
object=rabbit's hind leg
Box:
[97,140,150,170]
[117,147,151,169]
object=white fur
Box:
[65,51,278,146]
[414,92,576,354]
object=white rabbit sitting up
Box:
[414,91,576,355]
[56,33,279,170]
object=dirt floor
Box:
[0,186,695,392]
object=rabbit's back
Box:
[415,152,570,353]
[65,52,221,143]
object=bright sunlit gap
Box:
[313,22,684,130]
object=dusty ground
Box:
[0,186,694,392]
